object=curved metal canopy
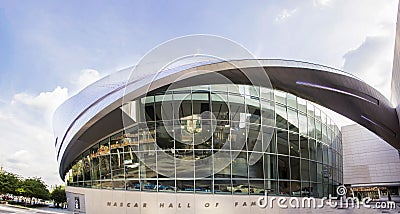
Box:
[53,59,400,178]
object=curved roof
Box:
[53,59,400,178]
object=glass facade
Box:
[65,84,343,197]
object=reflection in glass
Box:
[90,156,100,181]
[111,152,124,180]
[279,181,290,196]
[310,161,317,182]
[139,152,157,179]
[290,157,300,181]
[301,159,310,181]
[266,180,278,195]
[246,96,261,124]
[249,180,265,195]
[141,180,157,191]
[229,95,245,122]
[232,152,248,179]
[308,119,315,141]
[156,121,174,149]
[101,180,112,190]
[157,180,175,192]
[298,113,307,136]
[192,93,210,117]
[214,151,231,178]
[275,104,287,130]
[287,93,297,109]
[100,155,111,180]
[64,85,342,198]
[264,154,277,180]
[83,153,91,182]
[177,180,194,192]
[291,181,301,196]
[124,151,140,179]
[126,180,140,191]
[212,93,229,120]
[247,124,260,151]
[263,126,276,153]
[300,136,309,159]
[113,180,125,190]
[196,180,212,193]
[277,130,289,155]
[278,156,290,180]
[248,152,264,179]
[317,142,323,163]
[213,124,230,150]
[274,90,286,105]
[214,179,231,194]
[297,97,307,113]
[231,180,248,194]
[261,100,274,127]
[289,133,300,157]
[287,108,299,133]
[316,120,322,141]
[309,139,316,160]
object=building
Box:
[342,124,400,201]
[339,1,400,203]
[53,2,400,212]
[53,56,400,213]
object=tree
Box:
[50,185,66,208]
[0,171,21,196]
[21,178,50,204]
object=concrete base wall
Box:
[66,186,327,214]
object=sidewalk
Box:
[36,206,71,214]
[0,203,71,214]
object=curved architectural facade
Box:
[53,59,398,213]
[65,85,342,198]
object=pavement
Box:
[0,204,71,214]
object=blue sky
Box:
[0,0,397,184]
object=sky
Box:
[0,0,398,185]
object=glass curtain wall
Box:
[65,84,343,198]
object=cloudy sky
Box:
[0,0,398,185]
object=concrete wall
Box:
[65,187,327,214]
[342,124,400,185]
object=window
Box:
[278,155,290,180]
[277,130,289,155]
[275,104,287,130]
[64,85,342,199]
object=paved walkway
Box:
[0,204,71,214]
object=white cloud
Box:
[0,86,69,184]
[254,0,397,68]
[7,86,69,130]
[75,69,101,91]
[0,70,100,184]
[275,8,298,22]
[251,0,397,127]
[343,31,395,99]
[12,87,68,110]
[313,0,333,8]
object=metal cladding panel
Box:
[53,67,131,151]
[53,60,220,163]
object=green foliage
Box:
[0,170,53,205]
[50,185,66,206]
[21,177,50,201]
[0,171,21,195]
